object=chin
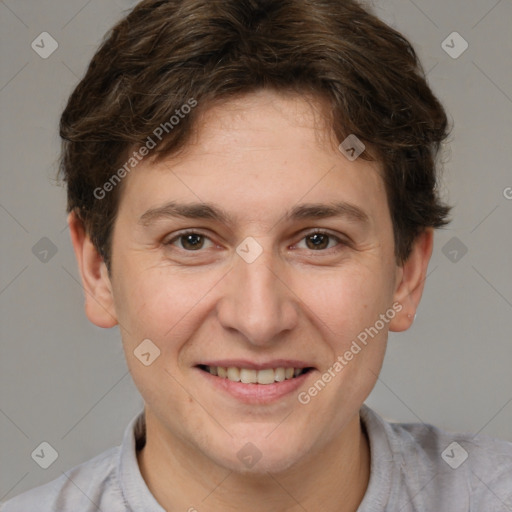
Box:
[210,434,309,476]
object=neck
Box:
[137,411,370,512]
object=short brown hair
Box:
[59,0,451,272]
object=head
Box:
[62,0,451,474]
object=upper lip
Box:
[196,359,315,371]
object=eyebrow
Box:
[138,200,370,227]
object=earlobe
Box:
[389,229,434,332]
[67,211,118,328]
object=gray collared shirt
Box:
[2,405,511,511]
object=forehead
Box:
[117,90,388,229]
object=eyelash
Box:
[164,229,347,254]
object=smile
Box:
[198,364,312,385]
[195,363,315,404]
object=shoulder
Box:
[360,405,512,511]
[394,417,512,505]
[0,446,126,512]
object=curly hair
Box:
[59,0,451,272]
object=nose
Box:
[216,244,299,347]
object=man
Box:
[2,0,511,511]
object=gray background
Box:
[1,0,511,500]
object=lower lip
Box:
[196,368,313,404]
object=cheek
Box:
[113,268,206,408]
[112,265,223,351]
[295,267,392,420]
[293,261,393,344]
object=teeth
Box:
[257,368,275,385]
[227,367,241,382]
[240,368,257,384]
[205,366,306,384]
[274,367,286,382]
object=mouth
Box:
[197,364,314,384]
[194,362,316,404]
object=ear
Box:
[67,211,118,328]
[389,228,434,332]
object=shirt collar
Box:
[116,405,394,511]
[117,410,166,512]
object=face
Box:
[76,90,424,474]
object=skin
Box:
[69,89,433,512]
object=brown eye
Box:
[180,233,205,250]
[305,233,330,250]
[298,231,344,252]
[165,231,213,251]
